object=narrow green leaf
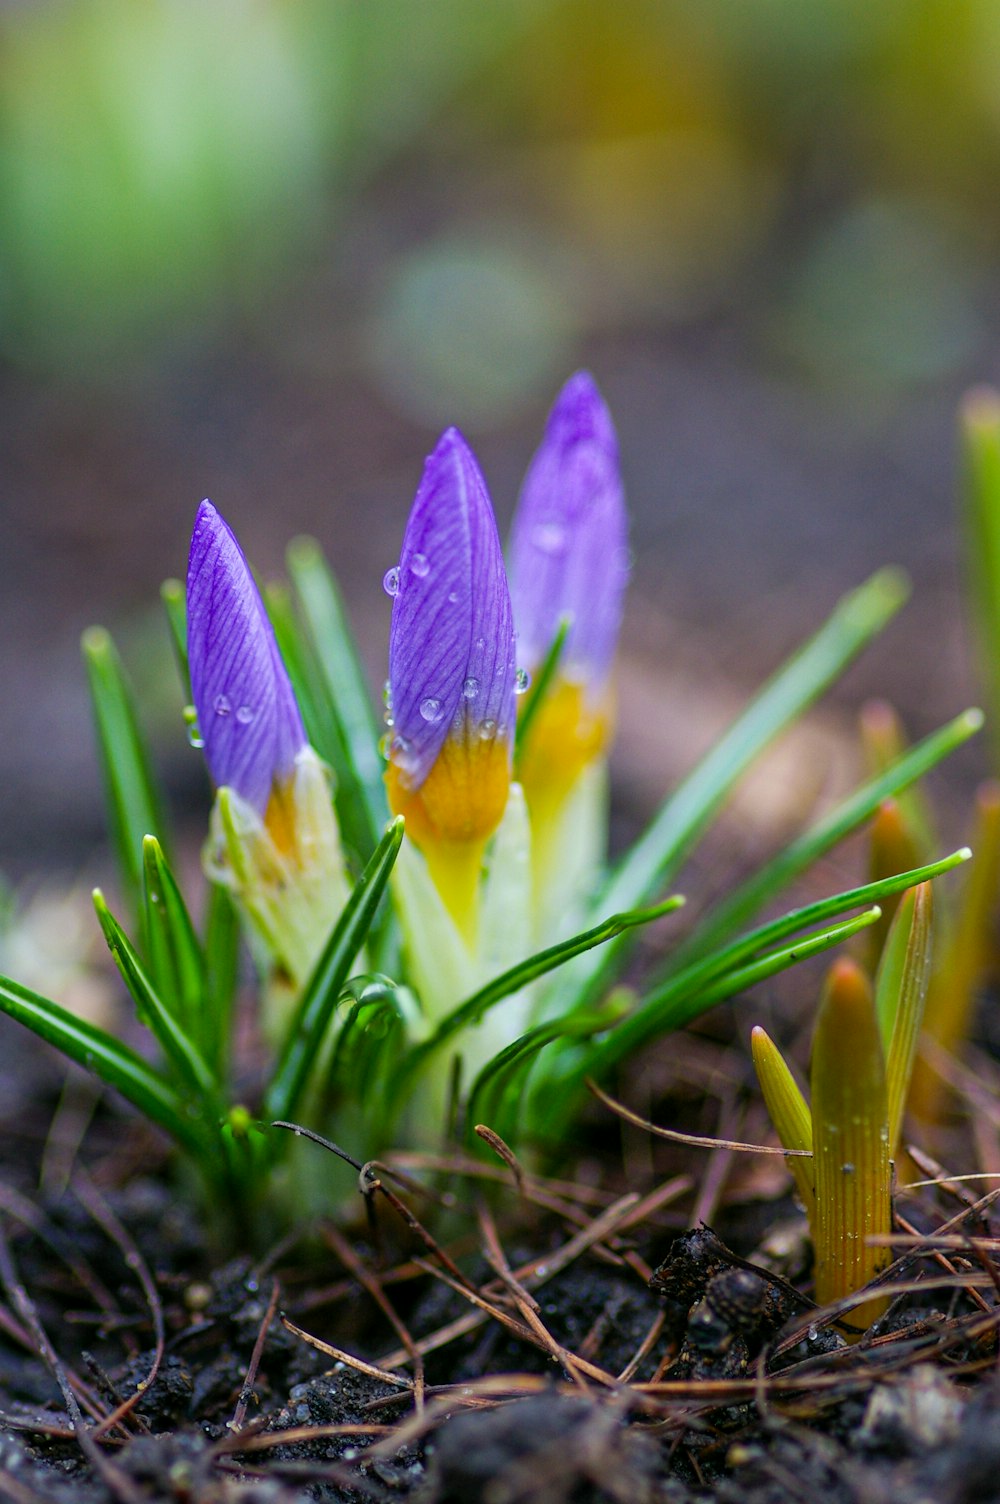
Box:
[880,883,933,1156]
[514,615,569,763]
[537,568,910,1019]
[93,891,218,1102]
[264,817,404,1125]
[469,1010,613,1143]
[82,626,170,913]
[160,578,189,692]
[203,884,240,1080]
[285,537,387,864]
[961,387,1000,772]
[661,710,981,980]
[543,907,883,1121]
[563,851,968,1091]
[142,837,204,1039]
[0,973,205,1156]
[398,896,683,1095]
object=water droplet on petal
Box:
[184,706,204,748]
[475,636,486,651]
[463,677,479,700]
[236,705,255,724]
[419,697,443,723]
[532,521,568,556]
[382,680,394,709]
[479,719,497,741]
[383,712,395,728]
[410,552,430,578]
[515,668,531,695]
[213,694,232,717]
[447,590,459,604]
[378,733,392,760]
[382,567,401,598]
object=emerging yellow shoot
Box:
[810,959,891,1331]
[750,1027,815,1220]
[866,799,921,968]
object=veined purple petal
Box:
[388,429,515,790]
[510,371,628,692]
[187,500,307,814]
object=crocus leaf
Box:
[750,1027,815,1218]
[286,537,388,865]
[0,973,206,1156]
[565,850,969,1088]
[82,625,170,917]
[93,891,219,1103]
[961,387,1000,771]
[160,577,189,693]
[514,614,569,763]
[399,894,684,1092]
[659,709,981,981]
[141,836,205,1041]
[467,1010,615,1145]
[202,883,240,1079]
[264,816,405,1125]
[535,567,912,1020]
[879,882,933,1156]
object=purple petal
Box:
[388,429,515,789]
[187,500,307,813]
[509,371,628,691]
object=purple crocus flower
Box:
[509,370,627,697]
[385,429,516,928]
[187,500,307,815]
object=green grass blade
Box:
[285,537,387,864]
[542,908,883,1119]
[961,388,1000,771]
[93,891,218,1102]
[142,837,205,1039]
[514,615,569,763]
[203,884,240,1080]
[537,568,910,1019]
[0,973,206,1155]
[264,817,404,1125]
[82,626,170,914]
[662,710,981,980]
[550,852,967,1102]
[160,578,189,692]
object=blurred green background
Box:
[2,0,998,872]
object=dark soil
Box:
[0,1073,998,1504]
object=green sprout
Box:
[752,879,940,1336]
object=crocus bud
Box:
[384,430,516,938]
[509,373,628,934]
[187,501,348,993]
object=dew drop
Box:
[213,693,232,717]
[419,697,444,723]
[382,566,401,597]
[447,590,459,604]
[378,733,392,760]
[475,636,486,651]
[479,718,497,740]
[383,712,395,728]
[514,667,531,695]
[184,706,204,749]
[532,521,568,556]
[382,680,394,709]
[410,552,430,578]
[236,705,255,724]
[462,677,479,700]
